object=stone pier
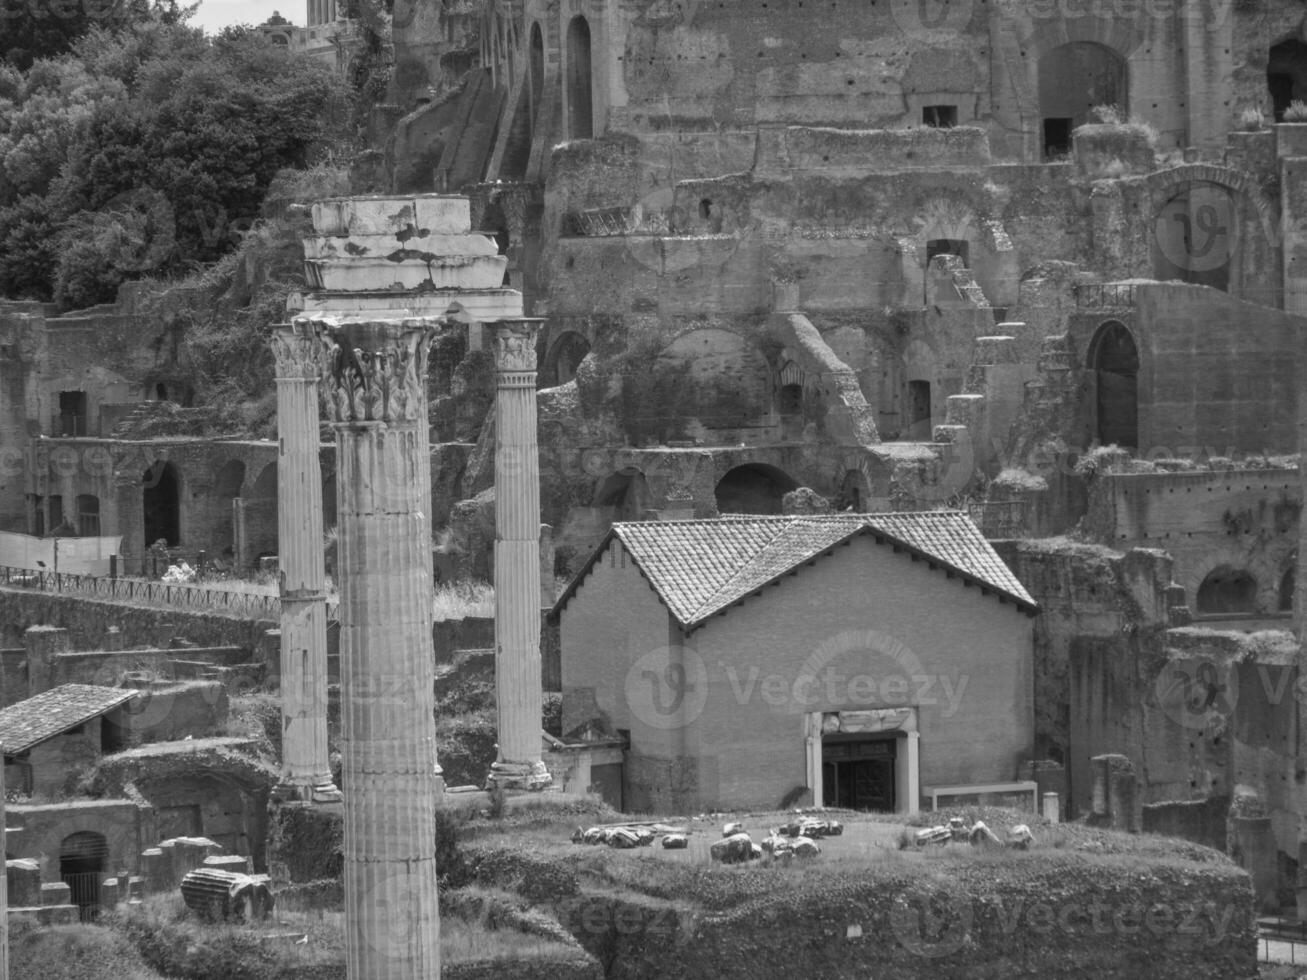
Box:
[270,321,340,804]
[487,319,552,791]
[312,313,442,980]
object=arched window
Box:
[1038,42,1126,157]
[1089,321,1138,449]
[566,16,594,140]
[1196,566,1257,615]
[530,23,545,130]
[714,464,800,515]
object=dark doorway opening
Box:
[76,494,100,537]
[1090,321,1138,449]
[1279,566,1295,612]
[58,391,87,437]
[926,238,969,268]
[923,105,957,128]
[1197,566,1257,615]
[1043,118,1073,158]
[822,735,896,811]
[1269,39,1307,121]
[143,461,181,547]
[529,22,545,131]
[714,464,800,515]
[60,831,108,922]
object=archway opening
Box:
[547,332,591,386]
[1269,39,1307,121]
[60,831,108,921]
[530,23,545,129]
[1038,42,1126,157]
[714,464,800,515]
[75,494,100,537]
[1152,181,1235,292]
[142,462,181,548]
[1089,321,1138,449]
[566,16,594,140]
[839,470,866,512]
[1197,566,1257,615]
[594,468,650,523]
[1280,565,1295,612]
[248,463,279,562]
[778,383,803,416]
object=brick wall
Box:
[561,534,1035,812]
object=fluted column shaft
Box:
[271,323,338,802]
[489,319,550,789]
[310,315,441,980]
[1,743,8,980]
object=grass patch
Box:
[11,921,168,980]
[433,580,495,620]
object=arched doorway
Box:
[594,469,650,523]
[547,332,591,386]
[142,462,181,548]
[248,463,279,561]
[1197,566,1257,615]
[714,464,800,515]
[566,16,593,140]
[60,831,108,921]
[1038,42,1126,157]
[1269,39,1307,121]
[1152,181,1235,292]
[529,23,545,131]
[1089,321,1138,449]
[1279,565,1295,612]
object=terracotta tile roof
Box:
[0,684,139,755]
[553,512,1037,629]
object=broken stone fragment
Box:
[1006,824,1034,849]
[722,821,743,837]
[969,820,1003,847]
[661,834,689,849]
[710,832,756,864]
[915,825,951,846]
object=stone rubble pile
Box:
[914,816,1037,849]
[571,822,687,848]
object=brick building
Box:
[556,512,1037,814]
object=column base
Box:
[486,760,553,791]
[272,779,343,804]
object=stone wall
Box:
[5,799,146,880]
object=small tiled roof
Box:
[552,512,1037,630]
[0,684,139,755]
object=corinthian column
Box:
[308,314,442,980]
[1,741,8,980]
[270,322,340,805]
[487,318,552,791]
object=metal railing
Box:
[1074,282,1137,309]
[0,563,310,620]
[62,871,108,922]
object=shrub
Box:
[1237,106,1266,131]
[1286,99,1307,122]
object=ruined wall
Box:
[1085,467,1299,618]
[0,588,271,654]
[5,800,146,879]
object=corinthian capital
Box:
[271,321,327,380]
[493,318,546,373]
[298,315,439,424]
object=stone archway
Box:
[60,830,108,921]
[545,331,591,387]
[714,463,799,515]
[1038,41,1126,157]
[566,15,593,140]
[1088,320,1138,449]
[1197,565,1258,616]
